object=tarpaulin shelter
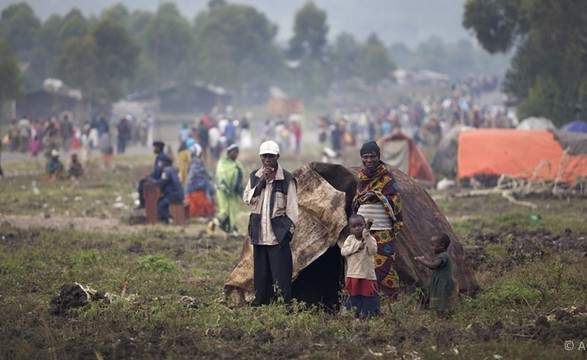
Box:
[224,162,478,309]
[378,132,435,183]
[516,117,556,131]
[458,129,587,184]
[554,130,587,155]
[561,120,587,133]
[431,125,472,177]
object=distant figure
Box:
[0,141,4,178]
[208,144,244,236]
[96,115,109,136]
[7,119,18,151]
[29,135,41,157]
[136,141,168,209]
[184,143,215,218]
[179,123,191,143]
[239,116,252,149]
[197,118,210,159]
[414,233,458,319]
[80,125,94,165]
[68,153,84,178]
[98,129,114,170]
[60,115,74,152]
[47,149,65,179]
[208,124,221,160]
[291,119,302,154]
[177,138,194,187]
[151,156,184,223]
[117,115,132,154]
[340,214,379,322]
[17,116,31,153]
[146,114,154,146]
[223,119,237,147]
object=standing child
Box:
[340,214,379,322]
[415,233,458,319]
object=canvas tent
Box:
[554,130,587,155]
[431,125,472,177]
[224,162,478,309]
[458,129,587,184]
[516,117,556,131]
[377,132,435,183]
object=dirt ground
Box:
[2,144,586,358]
[0,191,587,357]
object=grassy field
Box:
[1,145,586,359]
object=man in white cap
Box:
[243,140,298,306]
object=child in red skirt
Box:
[340,214,379,322]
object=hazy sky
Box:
[1,0,472,48]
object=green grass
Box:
[1,145,586,359]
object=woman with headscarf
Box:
[184,143,215,218]
[352,141,403,299]
[177,138,195,187]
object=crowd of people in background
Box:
[317,86,514,156]
[188,112,302,161]
[1,112,155,175]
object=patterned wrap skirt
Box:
[372,229,400,298]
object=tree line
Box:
[1,0,548,120]
[464,0,587,125]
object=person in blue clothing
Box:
[151,156,184,223]
[136,141,168,209]
[47,149,65,179]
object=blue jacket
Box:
[150,153,170,180]
[154,166,184,203]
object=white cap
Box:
[51,149,59,157]
[259,140,280,155]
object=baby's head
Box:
[349,214,366,238]
[431,233,451,254]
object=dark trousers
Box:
[137,178,147,207]
[253,241,293,306]
[157,193,183,222]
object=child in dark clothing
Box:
[68,153,84,178]
[414,233,457,319]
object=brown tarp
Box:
[378,132,436,183]
[224,162,478,305]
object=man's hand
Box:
[262,166,275,182]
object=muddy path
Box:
[0,213,196,235]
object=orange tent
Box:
[378,132,435,183]
[458,129,587,183]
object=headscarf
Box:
[360,141,380,157]
[226,143,239,153]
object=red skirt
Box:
[345,278,379,297]
[185,191,215,218]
